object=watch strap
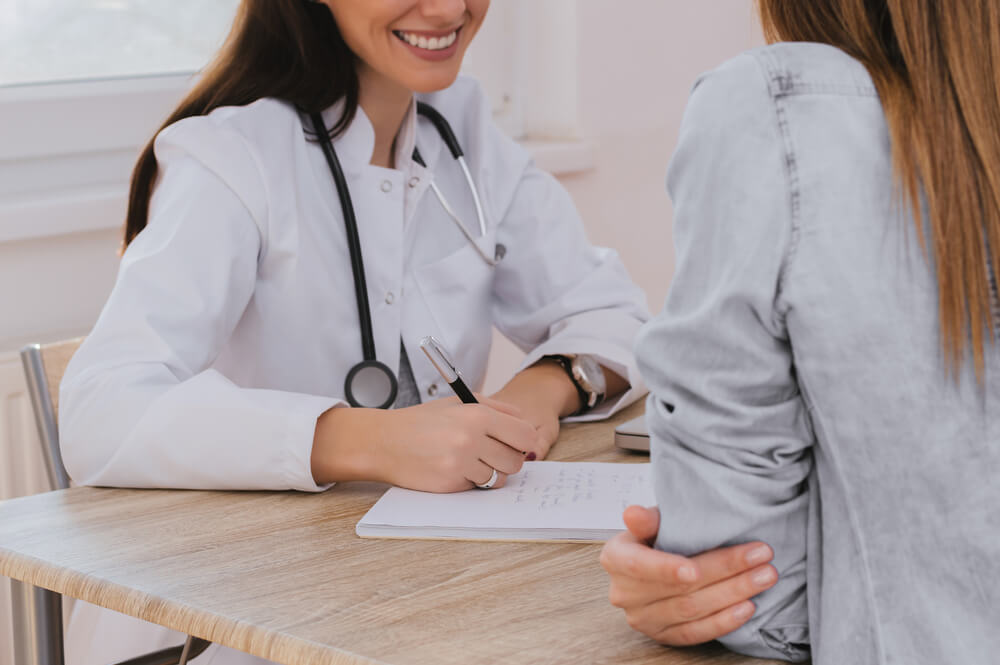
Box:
[543,355,590,417]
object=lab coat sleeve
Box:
[634,54,811,661]
[59,121,339,492]
[491,163,651,422]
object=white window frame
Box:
[0,74,194,244]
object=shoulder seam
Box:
[163,115,270,256]
[747,52,800,324]
[219,116,270,256]
[752,45,878,99]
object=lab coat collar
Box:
[319,100,373,176]
[319,97,441,175]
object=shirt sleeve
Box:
[59,120,340,492]
[491,162,651,421]
[635,53,812,661]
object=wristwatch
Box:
[544,354,607,416]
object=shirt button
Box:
[427,383,439,397]
[408,176,420,189]
[384,291,395,305]
[380,180,392,193]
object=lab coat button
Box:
[408,177,420,188]
[427,383,439,397]
[384,291,395,305]
[380,180,392,193]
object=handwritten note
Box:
[510,464,645,512]
[357,462,654,542]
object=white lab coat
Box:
[59,76,649,663]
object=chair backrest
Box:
[20,338,84,491]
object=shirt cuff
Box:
[279,394,344,492]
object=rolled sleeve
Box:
[636,54,812,661]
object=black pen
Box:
[420,335,536,462]
[419,335,477,403]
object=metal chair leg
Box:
[177,636,195,665]
[10,580,65,665]
[113,635,212,665]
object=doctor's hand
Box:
[489,361,580,457]
[600,505,778,646]
[311,398,545,493]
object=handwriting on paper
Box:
[511,464,646,512]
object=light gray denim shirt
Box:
[636,43,999,664]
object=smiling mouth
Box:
[392,28,461,52]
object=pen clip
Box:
[419,336,460,383]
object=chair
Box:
[17,339,211,665]
[20,338,81,492]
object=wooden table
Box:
[0,403,781,665]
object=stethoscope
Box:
[310,102,503,409]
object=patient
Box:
[601,0,1000,663]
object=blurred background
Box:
[0,3,762,661]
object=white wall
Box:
[482,1,764,391]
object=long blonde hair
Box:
[758,0,1000,380]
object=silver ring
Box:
[475,468,499,489]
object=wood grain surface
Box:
[0,402,783,665]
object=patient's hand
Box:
[600,506,778,646]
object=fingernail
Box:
[526,452,537,461]
[745,544,771,566]
[677,565,697,583]
[752,567,776,587]
[732,602,754,620]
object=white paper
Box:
[357,462,654,542]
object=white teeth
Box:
[397,30,458,51]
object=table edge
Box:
[0,548,388,665]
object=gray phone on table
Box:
[614,414,650,452]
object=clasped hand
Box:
[600,505,779,646]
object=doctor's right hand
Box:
[311,398,545,492]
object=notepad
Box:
[356,461,654,542]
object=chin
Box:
[402,69,463,94]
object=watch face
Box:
[572,355,607,398]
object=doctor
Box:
[59,0,648,662]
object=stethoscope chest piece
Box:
[345,359,398,409]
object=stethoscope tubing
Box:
[309,102,498,408]
[458,156,489,238]
[311,112,379,363]
[425,179,497,266]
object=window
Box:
[0,1,240,244]
[0,0,240,85]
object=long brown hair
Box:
[123,0,356,247]
[758,0,1000,380]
